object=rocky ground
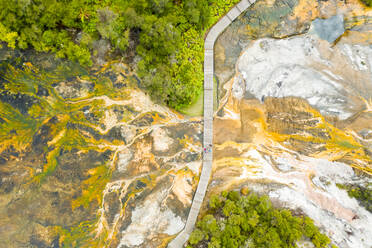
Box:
[0,0,371,247]
[0,50,203,247]
[211,0,372,247]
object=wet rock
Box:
[173,151,201,163]
[312,14,345,43]
[36,85,49,97]
[136,180,147,189]
[131,112,163,127]
[0,92,38,115]
[0,52,203,248]
[0,176,15,194]
[103,190,121,225]
[106,126,128,143]
[31,123,51,155]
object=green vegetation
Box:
[0,59,138,246]
[336,183,372,212]
[187,190,333,248]
[361,0,372,7]
[0,0,240,109]
[180,90,204,116]
[56,220,99,248]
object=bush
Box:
[189,228,204,245]
[209,194,222,209]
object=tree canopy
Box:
[187,190,333,248]
[361,0,372,7]
[0,0,240,109]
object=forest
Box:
[362,0,372,6]
[187,190,333,248]
[0,0,240,109]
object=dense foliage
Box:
[187,190,332,248]
[361,0,372,7]
[0,0,240,109]
[337,183,372,212]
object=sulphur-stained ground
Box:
[1,0,372,247]
[211,0,372,247]
[0,49,203,247]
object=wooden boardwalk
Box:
[167,0,255,247]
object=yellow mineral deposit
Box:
[208,1,372,246]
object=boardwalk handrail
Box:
[167,1,255,247]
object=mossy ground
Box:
[0,57,137,246]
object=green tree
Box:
[361,0,372,7]
[227,190,240,202]
[209,194,222,210]
[189,228,204,245]
[0,22,18,48]
[187,190,332,248]
[198,214,218,235]
[222,200,238,217]
[0,0,243,108]
[208,237,221,248]
[312,233,331,248]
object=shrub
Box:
[189,228,204,245]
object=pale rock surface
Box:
[151,127,173,152]
[119,189,184,247]
[240,148,372,248]
[117,148,133,172]
[120,125,136,144]
[234,32,372,120]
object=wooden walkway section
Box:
[167,0,255,247]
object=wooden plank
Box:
[227,6,242,21]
